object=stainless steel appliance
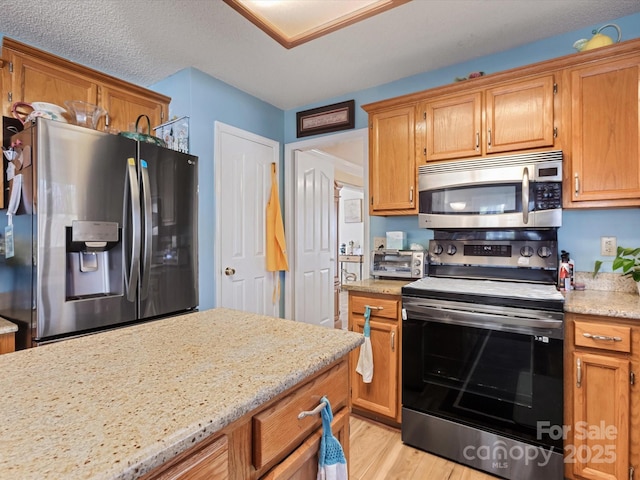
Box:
[0,118,198,349]
[418,150,563,230]
[401,229,564,480]
[370,249,426,279]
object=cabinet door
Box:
[571,352,629,480]
[3,49,99,118]
[261,408,349,480]
[568,55,640,206]
[102,86,166,134]
[423,92,482,161]
[368,105,417,215]
[485,75,555,154]
[350,317,399,421]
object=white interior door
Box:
[215,122,280,316]
[294,150,335,328]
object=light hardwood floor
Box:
[350,416,501,480]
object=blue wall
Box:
[151,69,283,310]
[282,12,640,276]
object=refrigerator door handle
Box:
[140,159,153,300]
[125,158,141,302]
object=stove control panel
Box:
[429,239,557,270]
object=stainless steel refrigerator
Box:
[1,118,198,349]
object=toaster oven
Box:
[371,250,426,279]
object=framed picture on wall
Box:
[296,100,355,138]
[344,198,362,223]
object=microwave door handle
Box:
[522,166,530,225]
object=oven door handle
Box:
[403,304,563,337]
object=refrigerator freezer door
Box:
[35,119,138,340]
[138,143,198,318]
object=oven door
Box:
[402,296,564,452]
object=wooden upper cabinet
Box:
[102,86,165,134]
[566,54,640,207]
[420,75,556,162]
[1,37,169,134]
[423,91,482,161]
[2,47,99,118]
[485,75,555,153]
[368,104,417,215]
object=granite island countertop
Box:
[0,308,363,480]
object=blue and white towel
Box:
[317,396,348,480]
[355,306,373,383]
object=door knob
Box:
[224,267,236,276]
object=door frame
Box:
[284,128,369,320]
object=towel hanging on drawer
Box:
[317,396,347,480]
[355,306,373,383]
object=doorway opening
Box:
[284,128,368,325]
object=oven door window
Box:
[403,319,563,451]
[421,183,523,215]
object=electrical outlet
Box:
[373,236,386,250]
[601,236,617,256]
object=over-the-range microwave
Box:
[418,150,563,229]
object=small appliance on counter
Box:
[370,249,426,279]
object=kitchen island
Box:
[0,308,363,479]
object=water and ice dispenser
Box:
[66,221,122,300]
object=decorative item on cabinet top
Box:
[120,115,167,148]
[573,23,622,52]
[154,116,189,153]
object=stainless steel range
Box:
[401,229,564,480]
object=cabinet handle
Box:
[297,399,328,419]
[487,129,492,148]
[574,173,580,196]
[583,332,622,342]
[475,132,479,151]
[391,331,395,352]
[364,305,383,310]
[576,357,582,388]
[409,186,414,203]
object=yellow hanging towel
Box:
[266,163,289,303]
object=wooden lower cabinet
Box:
[565,313,637,480]
[143,358,350,480]
[262,408,349,480]
[0,331,16,354]
[348,291,401,425]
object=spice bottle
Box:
[559,250,575,290]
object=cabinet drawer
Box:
[252,360,348,470]
[350,295,399,320]
[261,408,349,480]
[574,321,631,353]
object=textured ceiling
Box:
[0,0,639,111]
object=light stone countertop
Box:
[340,276,640,319]
[564,289,640,320]
[0,317,18,335]
[0,308,363,480]
[340,278,410,296]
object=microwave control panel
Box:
[533,183,562,210]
